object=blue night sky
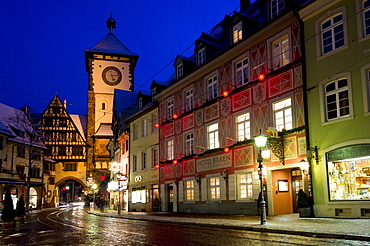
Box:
[0,0,239,115]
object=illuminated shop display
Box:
[327,145,370,201]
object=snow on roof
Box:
[94,123,113,137]
[70,114,87,141]
[86,33,139,57]
[0,102,46,148]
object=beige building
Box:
[126,91,160,212]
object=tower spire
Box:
[106,13,116,34]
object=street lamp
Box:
[254,129,268,225]
[116,172,122,215]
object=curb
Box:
[87,212,370,242]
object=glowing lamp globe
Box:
[254,130,268,148]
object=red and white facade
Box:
[156,7,309,215]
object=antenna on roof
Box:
[106,13,116,34]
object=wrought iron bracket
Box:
[267,134,285,165]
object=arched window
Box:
[102,103,106,110]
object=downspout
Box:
[293,7,315,205]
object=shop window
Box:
[132,188,147,203]
[327,145,370,201]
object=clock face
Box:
[102,66,122,86]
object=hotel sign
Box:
[327,145,370,161]
[196,153,231,172]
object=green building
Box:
[300,0,370,218]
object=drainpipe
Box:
[293,7,315,206]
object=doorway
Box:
[167,184,173,212]
[291,169,303,213]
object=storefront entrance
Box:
[271,168,302,215]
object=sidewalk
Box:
[87,210,370,242]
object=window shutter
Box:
[229,174,236,200]
[201,178,207,201]
[178,181,184,202]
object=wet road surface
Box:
[1,206,369,245]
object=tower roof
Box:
[85,33,138,57]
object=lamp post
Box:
[116,172,122,215]
[254,129,268,225]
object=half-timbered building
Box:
[37,95,87,206]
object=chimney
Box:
[64,99,67,109]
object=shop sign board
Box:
[327,144,370,161]
[196,153,231,172]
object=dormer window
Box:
[139,98,143,110]
[233,22,242,43]
[198,48,205,66]
[271,0,284,18]
[176,63,183,79]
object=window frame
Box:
[184,179,195,201]
[233,21,243,43]
[271,34,290,70]
[176,63,183,80]
[315,6,348,59]
[361,64,370,115]
[209,176,221,200]
[207,122,219,150]
[234,53,249,87]
[185,132,194,156]
[132,154,138,173]
[356,0,370,41]
[319,73,353,124]
[185,88,194,112]
[198,47,205,66]
[207,74,218,101]
[236,111,251,141]
[151,147,158,169]
[238,173,253,200]
[132,122,138,141]
[270,0,284,18]
[141,151,147,170]
[142,117,148,137]
[166,139,174,160]
[166,98,174,120]
[272,97,293,131]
